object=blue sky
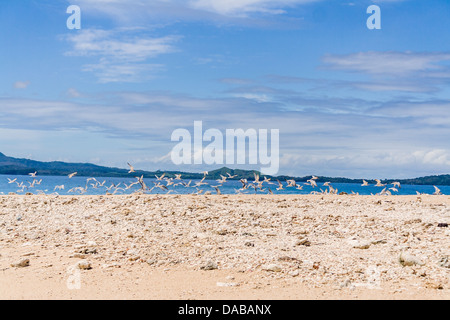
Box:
[1,0,450,178]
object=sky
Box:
[1,0,450,178]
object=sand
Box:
[0,194,449,300]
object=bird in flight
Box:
[361,180,369,187]
[276,180,284,191]
[227,173,237,179]
[286,179,297,188]
[127,163,136,173]
[155,173,166,181]
[68,172,77,179]
[306,179,317,188]
[433,186,442,195]
[217,175,228,184]
[392,182,401,189]
[29,172,37,177]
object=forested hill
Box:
[0,152,449,185]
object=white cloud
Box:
[322,51,450,76]
[82,59,164,83]
[65,29,178,61]
[190,0,317,16]
[73,0,322,20]
[64,28,179,83]
[13,81,30,89]
[67,88,82,98]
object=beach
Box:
[0,194,449,300]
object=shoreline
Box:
[1,195,449,300]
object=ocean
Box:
[0,174,449,196]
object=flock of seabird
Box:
[0,165,446,196]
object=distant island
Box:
[1,152,449,185]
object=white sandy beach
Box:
[0,194,449,300]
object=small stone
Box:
[262,264,282,272]
[201,261,218,270]
[216,282,239,287]
[216,230,228,236]
[295,238,311,247]
[128,255,141,262]
[340,279,354,289]
[11,259,30,268]
[146,259,157,266]
[353,242,371,250]
[348,238,371,249]
[438,223,448,228]
[438,256,450,268]
[399,252,425,267]
[289,270,300,277]
[22,252,35,257]
[77,260,92,270]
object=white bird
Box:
[392,181,401,189]
[433,186,442,195]
[182,180,192,187]
[375,179,386,187]
[276,180,284,191]
[328,185,338,194]
[378,188,391,196]
[154,182,168,191]
[306,179,317,188]
[286,179,297,187]
[361,180,369,187]
[227,173,237,179]
[216,175,228,184]
[125,181,140,190]
[127,163,136,173]
[155,173,166,181]
[263,176,273,184]
[29,172,37,177]
[7,178,17,184]
[68,172,77,179]
[175,174,182,180]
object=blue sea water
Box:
[0,174,449,196]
